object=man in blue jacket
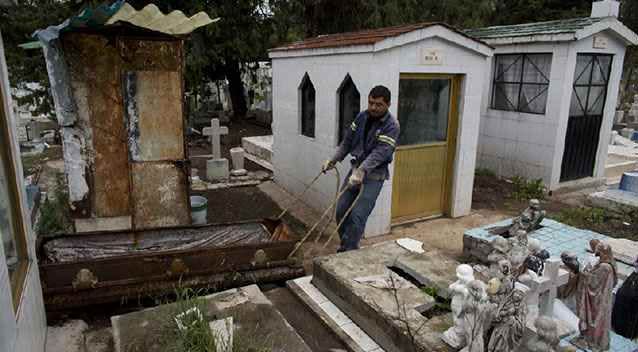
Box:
[322,85,400,252]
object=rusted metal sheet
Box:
[118,38,182,71]
[63,33,132,218]
[131,162,190,229]
[123,71,184,161]
[38,220,303,310]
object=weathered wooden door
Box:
[391,74,460,223]
[560,54,612,182]
[120,39,191,229]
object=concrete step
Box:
[287,276,385,352]
[242,135,273,171]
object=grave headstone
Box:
[520,258,574,337]
[203,118,230,182]
[610,130,618,145]
[203,118,228,159]
[229,147,248,177]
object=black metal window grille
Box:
[337,74,360,143]
[491,53,552,114]
[299,73,316,138]
[570,54,613,118]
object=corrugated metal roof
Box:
[464,17,604,40]
[39,1,217,38]
[271,22,485,52]
[105,3,218,35]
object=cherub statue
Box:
[488,236,511,278]
[489,199,545,238]
[525,316,560,352]
[487,283,529,352]
[509,230,529,272]
[490,260,514,305]
[442,264,475,349]
[562,242,617,352]
[459,280,495,352]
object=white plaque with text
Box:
[420,48,443,65]
[593,35,608,49]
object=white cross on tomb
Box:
[202,118,228,160]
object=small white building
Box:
[0,31,47,352]
[469,0,638,190]
[268,0,638,238]
[269,23,494,236]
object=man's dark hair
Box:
[369,85,391,104]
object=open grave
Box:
[290,240,460,352]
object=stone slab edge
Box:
[287,278,367,352]
[244,152,274,171]
[313,262,447,352]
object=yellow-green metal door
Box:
[391,74,460,223]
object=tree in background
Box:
[0,0,83,119]
[490,0,590,25]
[303,0,495,37]
[619,0,638,109]
[1,0,303,121]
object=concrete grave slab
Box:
[242,135,273,171]
[45,320,88,352]
[312,240,453,352]
[595,237,638,265]
[111,285,311,352]
[588,189,638,212]
[394,250,460,299]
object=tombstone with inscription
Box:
[203,118,229,182]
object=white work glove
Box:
[348,168,365,187]
[321,159,336,173]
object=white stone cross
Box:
[522,257,573,336]
[202,118,228,159]
[537,258,569,315]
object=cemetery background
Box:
[1,0,638,352]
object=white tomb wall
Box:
[272,31,491,237]
[0,31,47,352]
[550,31,626,188]
[478,31,628,190]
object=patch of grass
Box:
[126,286,272,352]
[475,167,496,178]
[421,286,451,312]
[554,207,610,227]
[36,174,72,236]
[511,176,545,201]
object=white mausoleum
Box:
[269,24,494,236]
[269,0,638,238]
[0,31,47,352]
[469,0,638,190]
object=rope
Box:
[287,182,350,258]
[287,173,366,258]
[313,167,340,244]
[321,182,365,249]
[277,171,323,220]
